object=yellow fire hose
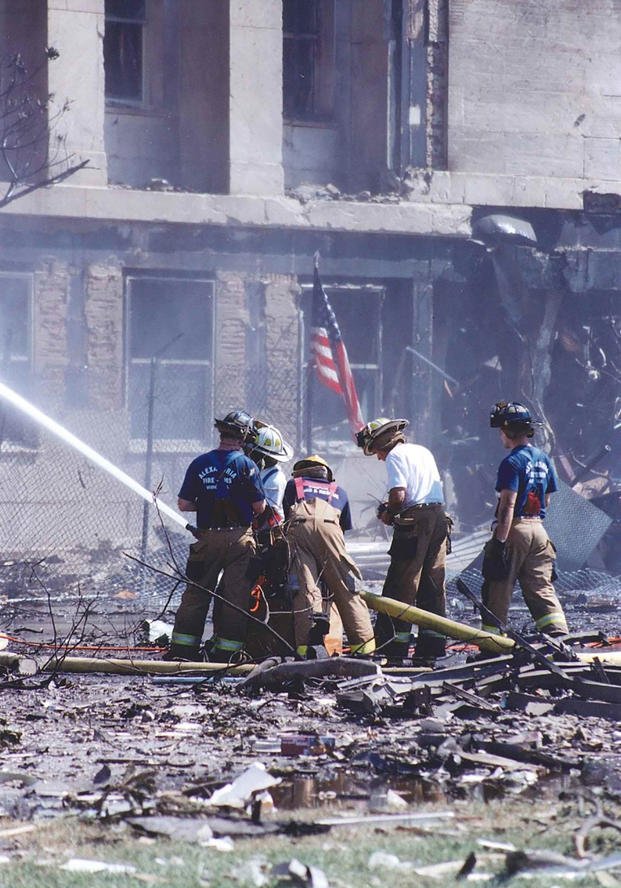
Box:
[361,590,515,654]
[361,591,621,665]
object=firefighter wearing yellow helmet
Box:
[357,417,450,666]
[282,455,376,658]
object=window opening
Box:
[104,0,146,103]
[0,272,35,449]
[283,0,334,121]
[126,276,214,448]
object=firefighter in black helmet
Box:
[282,455,376,658]
[483,401,569,636]
[165,410,266,661]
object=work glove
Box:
[376,501,394,526]
[481,537,511,582]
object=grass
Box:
[1,794,620,888]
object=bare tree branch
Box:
[0,45,89,210]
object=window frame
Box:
[125,274,215,452]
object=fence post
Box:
[140,356,157,567]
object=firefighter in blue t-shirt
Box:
[283,455,375,658]
[165,411,266,662]
[482,402,569,637]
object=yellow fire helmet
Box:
[291,454,334,482]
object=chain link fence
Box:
[0,352,304,607]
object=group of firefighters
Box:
[165,402,569,665]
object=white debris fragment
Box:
[367,788,409,813]
[368,850,412,872]
[60,858,136,874]
[208,762,281,809]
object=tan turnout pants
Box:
[286,497,375,653]
[380,504,448,658]
[171,527,256,651]
[482,518,568,634]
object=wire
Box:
[0,633,167,654]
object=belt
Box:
[401,502,443,513]
[291,518,336,524]
[197,525,250,534]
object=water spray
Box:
[0,380,191,533]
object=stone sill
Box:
[2,171,621,237]
[0,183,472,238]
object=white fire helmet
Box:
[356,417,409,455]
[249,424,293,462]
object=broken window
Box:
[0,272,35,448]
[104,0,145,103]
[126,276,214,447]
[302,283,384,448]
[283,0,334,121]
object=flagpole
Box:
[305,251,320,452]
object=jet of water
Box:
[0,380,189,531]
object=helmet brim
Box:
[270,441,294,462]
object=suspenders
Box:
[294,477,337,503]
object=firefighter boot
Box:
[374,611,410,665]
[296,614,330,660]
[162,643,203,662]
[412,628,446,668]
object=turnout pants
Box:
[287,498,375,655]
[170,527,256,657]
[482,518,568,635]
[379,505,448,660]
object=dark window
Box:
[0,273,36,448]
[303,284,384,449]
[126,276,214,445]
[283,0,334,121]
[104,0,146,103]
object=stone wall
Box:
[448,0,621,180]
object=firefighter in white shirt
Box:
[246,422,293,521]
[357,417,450,665]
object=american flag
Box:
[311,263,365,436]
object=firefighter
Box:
[282,455,376,658]
[165,410,266,662]
[245,422,293,521]
[245,421,293,620]
[356,417,449,665]
[483,402,569,636]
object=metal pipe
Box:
[405,345,460,387]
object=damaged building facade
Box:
[0,0,619,569]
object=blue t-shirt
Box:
[495,444,558,519]
[283,477,353,531]
[178,449,265,528]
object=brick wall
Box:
[85,262,124,410]
[214,271,250,416]
[262,273,300,447]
